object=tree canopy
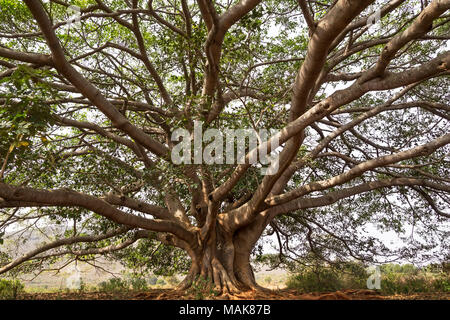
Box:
[0,0,449,293]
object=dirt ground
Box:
[17,289,450,300]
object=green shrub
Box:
[380,274,425,294]
[166,276,180,286]
[287,268,343,292]
[98,277,129,292]
[129,276,148,291]
[380,272,450,294]
[0,278,24,299]
[78,278,86,292]
[380,263,418,275]
[187,276,219,300]
[156,278,166,286]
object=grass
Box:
[0,278,24,299]
[286,267,366,292]
[3,263,449,299]
[255,272,288,289]
[380,272,450,294]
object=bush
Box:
[380,272,450,294]
[186,276,219,300]
[431,275,450,292]
[381,274,425,294]
[264,276,272,284]
[98,275,151,292]
[287,268,344,292]
[380,263,418,275]
[148,276,158,285]
[286,262,450,294]
[166,276,180,286]
[0,278,24,299]
[98,278,129,292]
[286,262,367,293]
[156,278,166,286]
[129,276,148,291]
[78,278,86,292]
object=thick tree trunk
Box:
[176,223,263,294]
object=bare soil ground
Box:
[17,289,450,300]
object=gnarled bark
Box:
[175,220,267,294]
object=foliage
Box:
[187,276,220,300]
[380,263,418,275]
[111,239,190,276]
[0,278,24,300]
[128,276,148,291]
[378,263,450,294]
[97,274,170,292]
[166,276,180,286]
[156,278,166,286]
